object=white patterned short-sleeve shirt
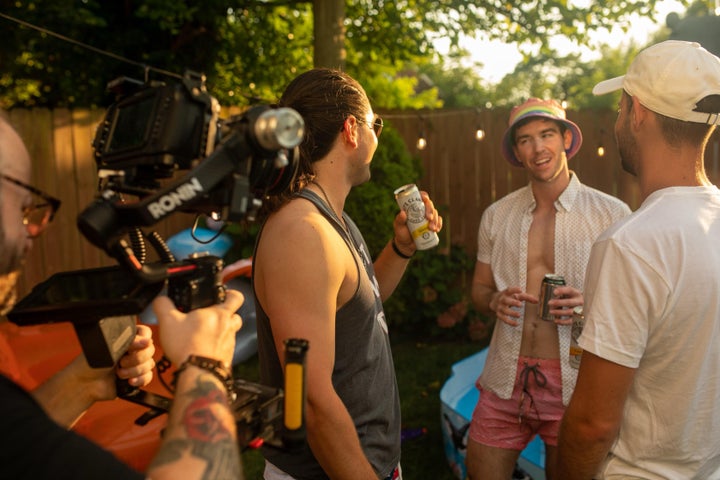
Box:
[476,173,631,405]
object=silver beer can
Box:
[393,183,439,250]
[569,306,585,369]
[538,273,565,321]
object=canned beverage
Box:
[393,183,439,250]
[538,273,565,321]
[569,306,585,369]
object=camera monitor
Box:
[8,266,164,327]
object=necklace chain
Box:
[309,180,347,231]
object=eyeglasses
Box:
[345,114,384,138]
[362,114,384,137]
[1,174,61,238]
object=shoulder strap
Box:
[296,189,357,251]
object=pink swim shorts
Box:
[468,356,565,450]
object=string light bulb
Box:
[416,117,427,150]
[417,133,427,150]
[597,128,606,157]
[474,108,486,141]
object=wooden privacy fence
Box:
[383,107,720,254]
[7,107,720,298]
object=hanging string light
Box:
[474,108,486,141]
[597,128,606,157]
[416,117,427,150]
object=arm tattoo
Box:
[149,377,244,480]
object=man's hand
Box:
[548,285,583,326]
[153,289,244,367]
[31,324,156,427]
[75,324,156,402]
[392,190,443,255]
[490,287,538,327]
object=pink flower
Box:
[437,311,459,328]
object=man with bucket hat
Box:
[558,41,720,479]
[466,98,630,480]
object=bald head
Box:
[0,115,31,181]
[0,114,33,313]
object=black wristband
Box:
[391,239,414,259]
[173,355,236,402]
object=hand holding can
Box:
[539,274,565,321]
[394,183,440,250]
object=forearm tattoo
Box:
[149,377,243,480]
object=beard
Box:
[0,227,26,315]
[616,117,640,176]
[0,270,21,316]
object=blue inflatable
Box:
[440,348,546,480]
[166,227,233,260]
[140,227,258,366]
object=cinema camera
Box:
[8,70,308,451]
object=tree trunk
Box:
[313,0,345,69]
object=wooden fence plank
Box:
[51,108,85,274]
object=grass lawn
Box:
[235,334,488,479]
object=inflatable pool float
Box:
[440,348,546,480]
[140,227,258,365]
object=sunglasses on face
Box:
[342,114,384,137]
[364,114,384,137]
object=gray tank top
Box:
[253,189,401,479]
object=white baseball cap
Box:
[593,40,720,125]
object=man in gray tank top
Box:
[252,68,443,480]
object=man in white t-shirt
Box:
[557,40,720,479]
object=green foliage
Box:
[565,44,645,109]
[344,0,673,60]
[665,0,720,56]
[384,245,477,338]
[0,0,682,109]
[0,0,232,108]
[212,5,315,105]
[485,42,646,109]
[361,70,443,110]
[418,58,493,108]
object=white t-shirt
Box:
[580,185,720,479]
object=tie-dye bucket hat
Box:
[501,98,583,167]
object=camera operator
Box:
[0,113,246,479]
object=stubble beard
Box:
[530,153,567,185]
[0,270,21,316]
[617,125,639,177]
[0,231,26,316]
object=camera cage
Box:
[8,70,307,452]
[92,71,220,186]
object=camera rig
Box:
[8,71,307,452]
